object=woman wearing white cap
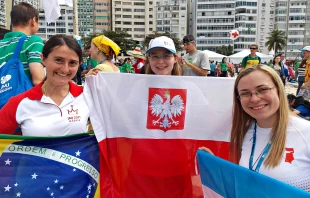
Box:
[145,36,182,76]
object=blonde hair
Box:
[145,54,182,76]
[230,65,290,168]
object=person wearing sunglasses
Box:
[178,35,210,76]
[241,44,261,69]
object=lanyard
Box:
[249,122,272,173]
[99,58,107,64]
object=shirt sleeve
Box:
[0,96,21,134]
[25,35,44,64]
[296,105,309,116]
[241,57,247,68]
[199,52,210,70]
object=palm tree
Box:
[265,29,287,54]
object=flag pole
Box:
[73,0,79,36]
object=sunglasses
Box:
[250,48,257,50]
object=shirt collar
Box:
[27,81,83,100]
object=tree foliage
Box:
[81,30,136,54]
[265,29,287,54]
[215,44,234,56]
[143,32,183,52]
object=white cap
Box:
[301,46,310,51]
[146,36,176,54]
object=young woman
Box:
[271,55,286,85]
[230,65,310,190]
[0,35,89,136]
[87,35,121,75]
[145,36,182,76]
[218,57,228,77]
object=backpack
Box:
[0,35,33,109]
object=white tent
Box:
[228,50,273,64]
[203,50,225,62]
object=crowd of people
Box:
[1,2,310,195]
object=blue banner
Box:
[197,150,309,198]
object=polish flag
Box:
[84,73,235,197]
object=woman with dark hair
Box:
[287,94,310,118]
[271,54,287,85]
[217,57,228,77]
[0,35,90,136]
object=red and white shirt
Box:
[239,116,310,190]
[0,82,89,136]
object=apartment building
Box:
[190,0,236,52]
[93,0,111,33]
[256,0,276,54]
[0,0,11,39]
[37,4,74,41]
[77,0,95,36]
[15,0,40,9]
[274,0,310,59]
[155,0,187,40]
[112,0,156,44]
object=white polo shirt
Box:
[0,82,89,136]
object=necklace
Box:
[249,122,272,173]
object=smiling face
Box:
[148,48,177,75]
[237,70,280,128]
[42,45,80,87]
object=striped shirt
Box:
[0,32,44,82]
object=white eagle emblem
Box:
[150,90,185,129]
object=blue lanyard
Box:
[99,58,107,64]
[249,122,272,173]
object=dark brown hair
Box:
[42,35,83,63]
[11,2,39,27]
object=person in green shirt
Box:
[119,58,134,73]
[81,46,98,76]
[241,44,261,69]
[0,2,44,86]
[217,57,228,77]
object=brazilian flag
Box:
[0,133,100,198]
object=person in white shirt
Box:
[0,35,89,136]
[201,65,310,191]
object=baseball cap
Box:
[183,35,195,44]
[300,46,310,51]
[146,36,176,54]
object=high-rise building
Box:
[155,0,187,40]
[93,0,111,33]
[274,0,309,59]
[37,4,74,41]
[15,0,40,9]
[256,0,276,54]
[112,0,156,44]
[77,0,95,37]
[189,0,236,52]
[0,0,11,39]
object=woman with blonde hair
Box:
[230,64,310,190]
[87,35,121,75]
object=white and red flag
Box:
[84,73,235,197]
